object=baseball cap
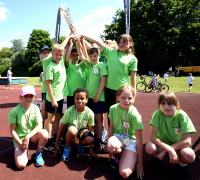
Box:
[40,46,51,54]
[21,85,36,97]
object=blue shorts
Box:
[42,93,46,101]
[7,77,11,83]
[88,98,106,113]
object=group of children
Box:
[8,33,196,180]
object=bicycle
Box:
[145,80,169,93]
[136,75,148,91]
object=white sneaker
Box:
[9,88,13,89]
[5,86,8,89]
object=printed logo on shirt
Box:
[94,68,99,73]
[124,122,130,128]
[175,128,181,135]
[125,59,131,64]
[79,67,82,71]
[31,114,36,120]
[83,121,88,126]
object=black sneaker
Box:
[111,155,120,169]
[147,156,161,170]
[51,138,65,147]
[44,139,55,152]
[175,164,191,180]
[93,141,102,152]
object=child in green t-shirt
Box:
[76,38,108,151]
[8,85,48,169]
[145,91,196,179]
[107,85,144,179]
[65,39,87,108]
[53,88,99,161]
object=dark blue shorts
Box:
[45,99,63,114]
[88,98,106,113]
[67,96,75,108]
[42,93,46,101]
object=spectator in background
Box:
[187,73,194,92]
[39,72,44,85]
[175,67,179,77]
[168,66,172,76]
[164,71,168,85]
[5,67,13,90]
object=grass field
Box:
[20,76,200,93]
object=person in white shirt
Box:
[5,67,13,89]
[187,73,194,92]
[164,71,168,85]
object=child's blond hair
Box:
[116,85,136,98]
[52,44,65,52]
[158,91,180,109]
[105,40,118,50]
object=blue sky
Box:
[0,0,124,49]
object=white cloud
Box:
[15,31,25,36]
[0,42,11,49]
[0,2,5,5]
[0,7,9,21]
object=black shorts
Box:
[64,126,94,142]
[42,93,46,101]
[105,87,117,124]
[88,98,106,113]
[45,99,64,114]
[67,96,75,108]
[189,84,193,86]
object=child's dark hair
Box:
[118,34,135,55]
[88,48,100,56]
[71,49,77,54]
[158,91,180,109]
[73,88,89,99]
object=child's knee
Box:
[39,129,48,140]
[180,148,196,163]
[67,126,78,137]
[145,142,157,155]
[16,160,28,170]
[119,168,132,179]
[83,136,94,144]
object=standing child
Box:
[145,91,196,179]
[53,88,99,161]
[8,85,48,169]
[107,85,144,179]
[164,71,168,85]
[152,74,157,92]
[187,73,194,92]
[76,38,108,151]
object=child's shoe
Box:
[111,154,120,169]
[175,164,191,180]
[61,146,71,161]
[101,128,107,142]
[44,139,55,152]
[77,144,85,156]
[93,139,102,152]
[35,151,44,167]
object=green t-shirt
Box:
[99,54,107,65]
[46,54,69,102]
[86,60,108,102]
[103,46,138,90]
[8,104,42,147]
[61,105,94,130]
[150,109,196,145]
[67,60,87,96]
[41,56,53,93]
[108,103,144,140]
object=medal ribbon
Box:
[22,104,32,133]
[119,107,129,137]
[75,106,86,131]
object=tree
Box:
[101,0,200,74]
[25,29,54,67]
[10,39,26,53]
[0,47,13,62]
[52,35,67,44]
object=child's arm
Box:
[84,39,92,49]
[135,129,144,179]
[109,120,114,138]
[130,71,136,91]
[76,40,87,66]
[150,126,179,163]
[171,133,192,150]
[80,35,105,51]
[46,80,58,107]
[53,123,66,157]
[93,75,107,103]
[65,39,73,66]
[80,39,88,59]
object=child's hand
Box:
[89,149,99,160]
[108,152,114,161]
[157,149,167,160]
[52,100,58,108]
[168,147,179,163]
[93,94,99,103]
[53,144,60,157]
[136,162,144,179]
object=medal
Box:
[119,106,130,146]
[123,138,130,146]
[75,137,80,144]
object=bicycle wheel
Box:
[145,84,153,93]
[160,84,169,92]
[136,82,146,91]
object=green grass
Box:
[20,76,200,93]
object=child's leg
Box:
[14,145,28,169]
[177,147,196,164]
[65,126,78,146]
[107,136,124,154]
[95,113,103,140]
[41,99,47,128]
[145,141,163,157]
[119,149,137,179]
[52,112,62,134]
[45,113,54,138]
